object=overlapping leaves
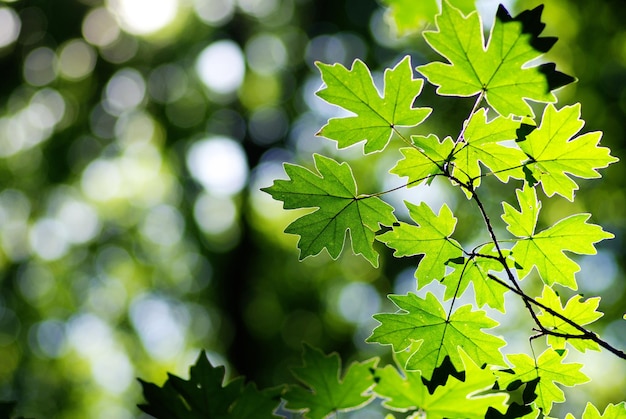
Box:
[138,351,283,419]
[367,292,506,380]
[418,1,574,117]
[517,103,618,201]
[373,350,507,418]
[257,2,624,418]
[497,349,589,414]
[381,0,475,35]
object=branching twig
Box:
[487,273,626,360]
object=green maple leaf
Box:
[373,350,507,418]
[315,56,431,153]
[138,351,283,419]
[441,245,510,312]
[497,349,589,414]
[390,134,455,187]
[536,285,603,352]
[367,292,506,380]
[565,402,626,419]
[284,345,378,419]
[381,0,474,34]
[262,154,396,267]
[501,185,613,289]
[451,108,526,191]
[418,2,574,118]
[378,201,462,286]
[517,103,618,201]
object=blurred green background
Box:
[0,0,624,417]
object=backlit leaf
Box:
[378,201,462,286]
[381,0,475,34]
[316,56,431,153]
[262,154,396,267]
[497,349,589,414]
[442,245,510,312]
[138,351,283,419]
[501,185,613,289]
[517,103,618,201]
[536,285,603,352]
[564,402,626,419]
[390,134,455,187]
[367,292,506,380]
[418,2,574,118]
[373,350,507,418]
[451,108,526,193]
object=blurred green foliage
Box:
[0,0,623,417]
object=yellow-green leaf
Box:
[497,349,590,414]
[367,292,506,380]
[517,103,618,201]
[502,185,613,289]
[316,56,431,153]
[536,286,603,352]
[418,2,574,118]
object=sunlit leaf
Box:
[316,56,431,153]
[262,153,396,266]
[501,185,613,289]
[517,103,618,201]
[378,201,462,286]
[451,108,526,192]
[497,349,589,414]
[390,134,455,187]
[564,402,626,419]
[368,292,506,380]
[536,286,603,352]
[442,245,510,312]
[418,2,574,118]
[373,350,507,418]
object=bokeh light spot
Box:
[186,136,248,196]
[82,7,120,47]
[108,0,179,35]
[81,159,122,202]
[193,192,238,235]
[104,68,146,115]
[196,40,245,96]
[57,198,101,244]
[139,204,185,246]
[17,263,55,304]
[237,0,279,18]
[130,294,187,360]
[0,7,21,48]
[249,106,288,145]
[337,282,380,324]
[23,47,57,86]
[193,0,235,26]
[245,33,287,75]
[58,39,97,81]
[148,63,188,104]
[28,218,69,261]
[33,320,67,358]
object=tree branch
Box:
[487,273,626,360]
